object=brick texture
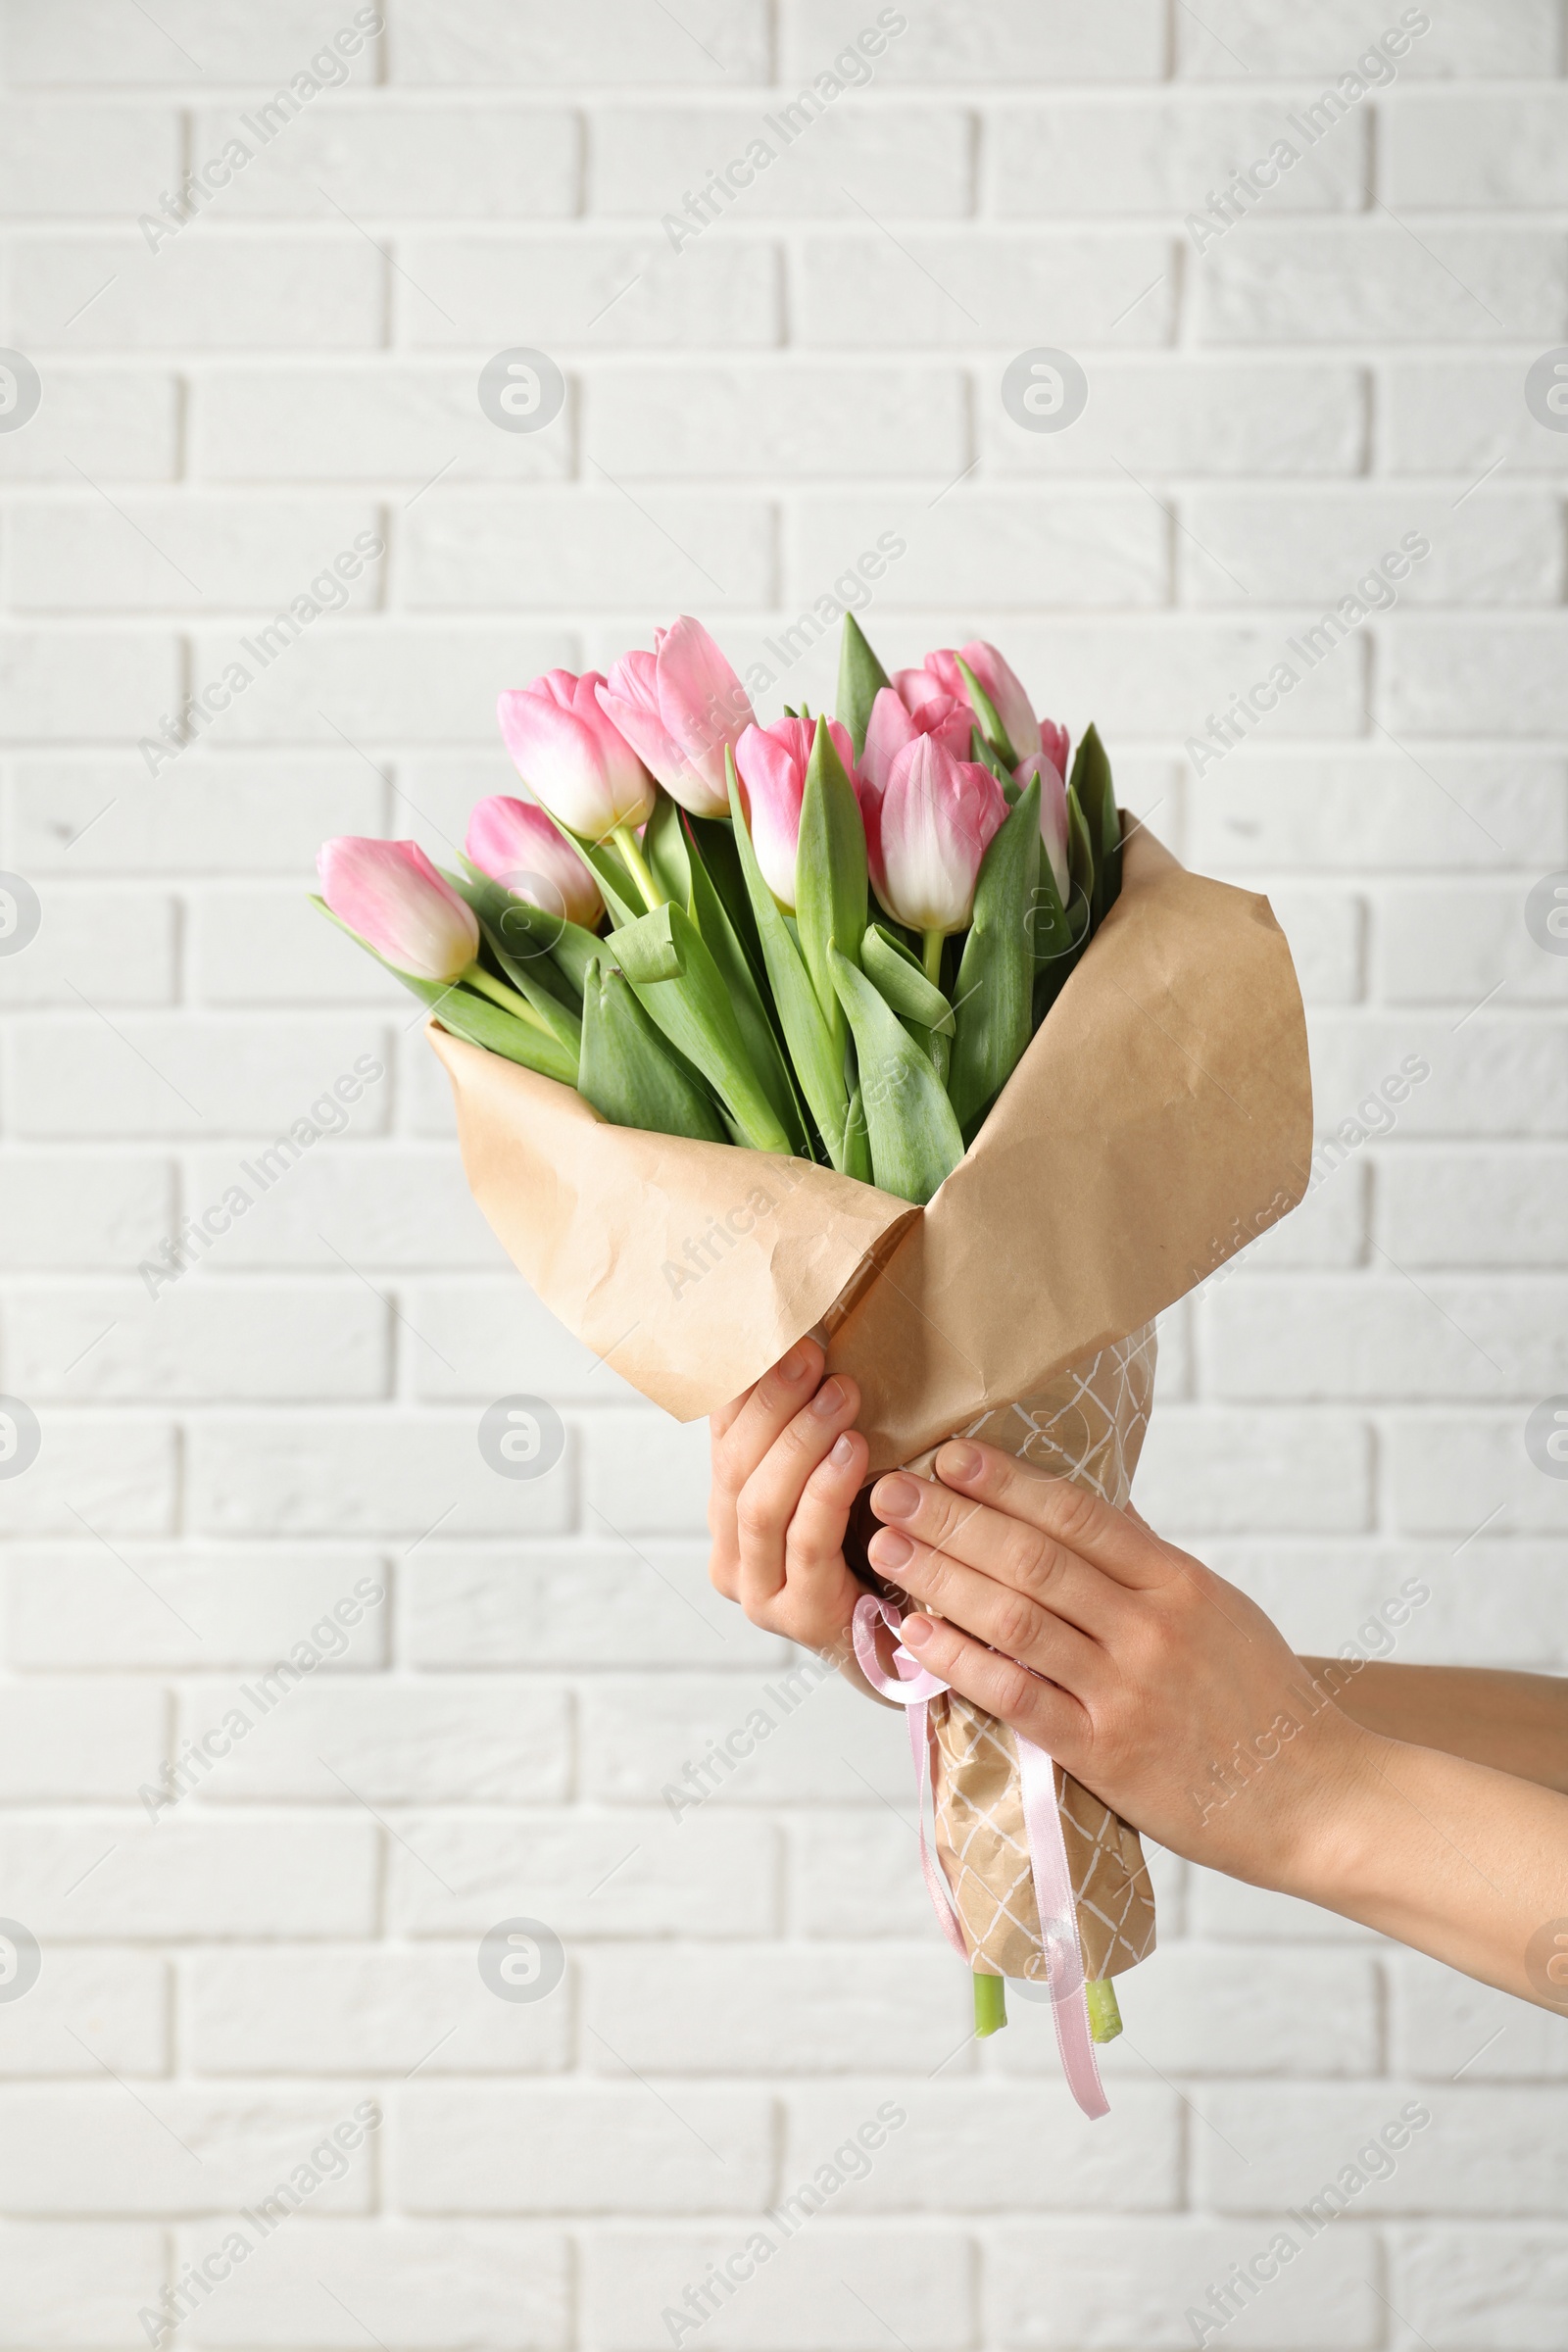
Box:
[0,5,1564,2348]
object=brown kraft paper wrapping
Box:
[430,826,1312,1989]
[900,1328,1159,1984]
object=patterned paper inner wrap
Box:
[902,1327,1159,1984]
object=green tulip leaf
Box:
[442,870,583,1054]
[476,917,582,1054]
[955,655,1017,769]
[1028,844,1076,978]
[607,902,686,984]
[1032,883,1092,1030]
[836,611,892,757]
[451,861,602,1004]
[684,818,808,1153]
[969,722,1013,787]
[829,947,964,1205]
[643,789,693,909]
[795,716,868,1061]
[860,923,955,1036]
[1068,724,1121,923]
[686,813,767,985]
[608,895,793,1154]
[534,804,644,928]
[1066,781,1096,917]
[310,896,578,1086]
[725,748,849,1169]
[842,1078,872,1184]
[949,774,1041,1136]
[578,956,728,1143]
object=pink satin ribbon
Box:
[853,1591,1108,2121]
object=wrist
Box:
[1265,1714,1390,1908]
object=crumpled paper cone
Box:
[901,1328,1159,1984]
[428,826,1313,1477]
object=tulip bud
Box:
[883,662,945,710]
[1012,749,1070,904]
[860,682,973,796]
[861,734,1008,968]
[597,616,756,819]
[497,667,656,842]
[924,640,1043,763]
[317,837,478,981]
[466,795,605,931]
[733,713,857,911]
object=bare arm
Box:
[1299,1658,1568,1795]
[1294,1730,1568,2007]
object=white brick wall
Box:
[0,3,1564,2345]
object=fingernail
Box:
[868,1528,913,1571]
[830,1433,856,1467]
[901,1613,934,1647]
[941,1443,981,1482]
[873,1473,919,1520]
[779,1345,809,1384]
[810,1377,845,1417]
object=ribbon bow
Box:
[852,1591,1108,2121]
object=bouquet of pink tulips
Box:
[313,612,1312,2103]
[314,613,1124,1208]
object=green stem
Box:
[1086,1977,1123,2043]
[613,823,665,913]
[972,1971,1007,2037]
[921,928,946,988]
[463,962,550,1034]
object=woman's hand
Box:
[865,1440,1568,2015]
[866,1439,1367,1888]
[708,1340,875,1687]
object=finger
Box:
[788,1429,866,1574]
[711,1339,823,1505]
[782,1429,867,1649]
[866,1468,1129,1642]
[709,1387,756,1446]
[927,1442,1171,1591]
[710,1346,828,1611]
[707,1430,743,1600]
[707,1436,740,1601]
[735,1374,860,1613]
[867,1527,1105,1698]
[899,1607,1087,1760]
[708,1544,740,1603]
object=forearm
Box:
[1302,1658,1568,1793]
[1274,1725,1568,2012]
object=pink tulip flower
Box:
[887,664,954,717]
[861,681,974,795]
[497,668,656,842]
[1040,717,1071,783]
[862,734,1008,966]
[925,639,1043,762]
[1012,749,1071,904]
[597,616,757,819]
[466,796,604,930]
[734,714,858,911]
[318,837,478,981]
